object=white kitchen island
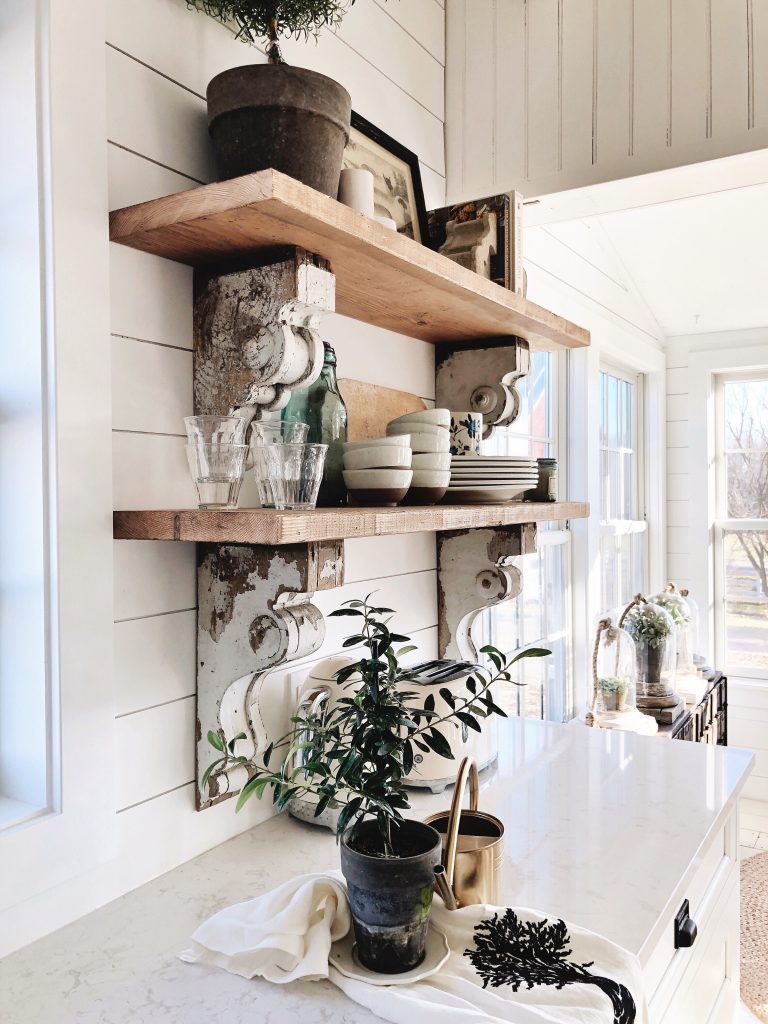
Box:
[0,719,753,1024]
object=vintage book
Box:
[426,191,524,294]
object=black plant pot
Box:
[340,819,442,974]
[206,64,351,197]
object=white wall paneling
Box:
[446,0,768,200]
[1,0,447,957]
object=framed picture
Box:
[426,192,525,294]
[342,111,428,243]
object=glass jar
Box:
[282,342,348,507]
[649,585,697,677]
[592,620,637,718]
[525,458,558,502]
[620,600,678,707]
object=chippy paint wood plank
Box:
[109,171,590,349]
[116,696,197,810]
[114,610,196,717]
[113,502,589,544]
[113,432,191,511]
[110,244,192,350]
[112,336,192,435]
[338,379,427,441]
[107,143,200,210]
[113,540,196,620]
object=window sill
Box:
[0,796,47,833]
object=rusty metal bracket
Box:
[436,524,536,661]
[196,540,344,810]
[194,247,335,419]
[435,337,531,437]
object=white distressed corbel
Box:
[436,524,536,661]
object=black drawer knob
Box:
[674,899,698,949]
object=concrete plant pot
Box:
[206,64,351,196]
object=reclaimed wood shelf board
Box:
[109,170,589,350]
[113,502,589,546]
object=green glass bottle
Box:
[282,342,348,506]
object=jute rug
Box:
[742,852,768,1023]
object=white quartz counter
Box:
[0,719,753,1024]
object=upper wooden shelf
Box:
[113,501,588,546]
[109,170,589,350]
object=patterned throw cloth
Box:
[179,872,646,1024]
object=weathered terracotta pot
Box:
[206,64,351,196]
[340,819,441,974]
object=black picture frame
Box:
[343,110,429,244]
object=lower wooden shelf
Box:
[113,501,588,546]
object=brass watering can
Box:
[424,756,505,909]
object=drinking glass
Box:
[252,443,327,510]
[184,415,249,445]
[186,443,248,509]
[250,420,309,446]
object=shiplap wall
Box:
[445,0,768,200]
[0,0,447,955]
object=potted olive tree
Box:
[186,1,353,194]
[203,596,548,974]
[596,676,629,713]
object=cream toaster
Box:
[288,654,499,830]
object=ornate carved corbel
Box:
[435,337,531,436]
[436,524,536,661]
[196,539,344,809]
[193,246,334,418]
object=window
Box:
[599,367,646,613]
[715,372,768,678]
[480,351,573,721]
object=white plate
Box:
[450,471,538,478]
[445,483,530,502]
[329,924,450,986]
[450,458,537,466]
[449,476,537,483]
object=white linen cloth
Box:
[179,871,647,1024]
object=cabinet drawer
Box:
[655,864,739,1024]
[643,822,728,1001]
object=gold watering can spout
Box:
[425,756,505,908]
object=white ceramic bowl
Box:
[408,432,451,454]
[387,421,447,438]
[344,469,412,489]
[388,408,451,430]
[410,470,450,487]
[412,451,451,471]
[343,446,413,471]
[343,435,410,451]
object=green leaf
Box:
[227,731,247,753]
[424,693,435,713]
[413,739,430,753]
[207,729,224,752]
[235,774,270,812]
[466,678,477,694]
[457,711,482,733]
[396,645,417,657]
[263,741,274,766]
[201,757,223,790]
[488,701,507,717]
[509,647,551,663]
[342,635,365,648]
[439,687,456,709]
[423,728,454,760]
[329,608,364,617]
[402,740,413,774]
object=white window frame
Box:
[713,369,768,680]
[481,349,575,719]
[688,338,768,675]
[598,363,648,609]
[0,0,116,949]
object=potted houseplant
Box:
[597,676,629,713]
[187,1,353,194]
[622,600,673,690]
[203,596,548,974]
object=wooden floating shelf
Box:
[109,169,589,350]
[113,502,589,546]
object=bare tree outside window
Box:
[722,377,768,671]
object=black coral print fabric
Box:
[465,909,637,1024]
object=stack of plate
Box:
[448,456,539,503]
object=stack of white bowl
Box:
[342,436,413,506]
[386,410,451,504]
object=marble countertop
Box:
[0,718,753,1024]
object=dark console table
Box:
[658,671,727,745]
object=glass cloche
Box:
[586,616,657,735]
[620,598,680,719]
[649,584,697,678]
